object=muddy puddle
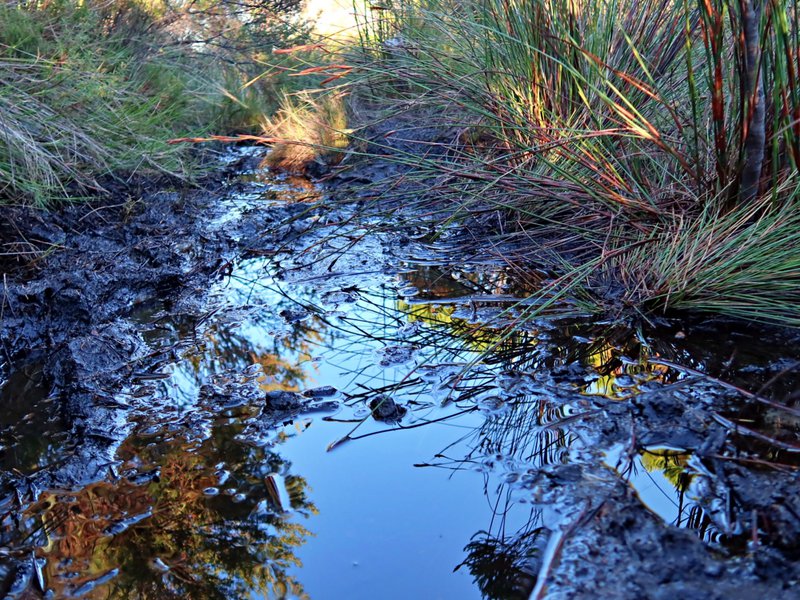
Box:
[1,148,800,598]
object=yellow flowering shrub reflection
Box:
[581,339,674,400]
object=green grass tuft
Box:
[0,0,311,206]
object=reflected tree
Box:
[17,408,316,599]
[457,528,541,600]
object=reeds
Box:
[344,0,800,326]
[617,187,800,324]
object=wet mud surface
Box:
[1,146,799,598]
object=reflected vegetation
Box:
[3,170,800,597]
[16,407,315,599]
[715,395,800,468]
[631,448,733,547]
[391,262,800,566]
[612,439,798,554]
[613,447,697,527]
[398,263,532,300]
[639,448,692,494]
[2,250,584,598]
[238,170,320,204]
[128,258,335,405]
[5,248,799,597]
[457,512,542,600]
[214,163,323,229]
[577,337,676,399]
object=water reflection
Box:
[82,252,581,598]
[576,336,677,399]
[458,525,541,600]
[631,449,739,547]
[5,250,797,598]
[129,259,336,405]
[4,155,800,598]
[398,263,533,300]
[0,358,70,477]
[715,393,800,466]
[606,443,787,554]
[395,270,690,403]
[390,267,800,567]
[19,403,315,599]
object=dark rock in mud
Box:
[369,394,407,422]
[264,390,304,410]
[302,385,339,398]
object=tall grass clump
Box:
[0,1,207,204]
[0,0,311,206]
[347,0,800,326]
[262,90,350,172]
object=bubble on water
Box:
[353,406,371,419]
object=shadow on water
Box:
[0,358,69,478]
[2,150,800,598]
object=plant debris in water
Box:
[0,148,799,598]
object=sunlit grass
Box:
[261,90,351,172]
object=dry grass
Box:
[261,91,350,173]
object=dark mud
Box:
[1,146,799,599]
[2,150,281,486]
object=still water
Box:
[1,150,798,598]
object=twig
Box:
[2,273,15,320]
[711,413,800,453]
[650,358,800,418]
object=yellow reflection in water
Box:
[397,264,683,404]
[580,339,674,400]
[639,448,693,492]
[25,415,315,599]
[399,299,523,355]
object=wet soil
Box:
[1,145,799,599]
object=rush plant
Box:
[343,0,800,326]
